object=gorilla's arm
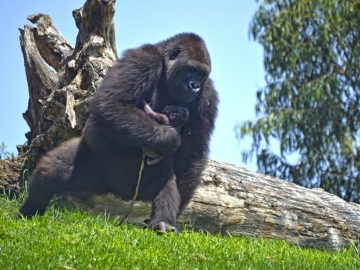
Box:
[175,80,219,212]
[89,45,181,155]
[90,103,181,156]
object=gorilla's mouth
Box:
[175,79,202,103]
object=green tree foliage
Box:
[0,142,10,160]
[239,0,360,202]
[0,142,15,160]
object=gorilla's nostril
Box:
[188,80,200,92]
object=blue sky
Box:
[0,0,265,171]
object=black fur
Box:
[162,105,189,128]
[143,104,189,166]
[19,33,218,231]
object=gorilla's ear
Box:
[122,44,163,103]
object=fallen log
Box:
[69,159,360,250]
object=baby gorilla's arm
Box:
[144,103,169,125]
[143,103,189,129]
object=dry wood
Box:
[10,0,360,251]
[0,158,23,196]
[69,160,360,250]
[27,14,73,71]
[19,0,117,170]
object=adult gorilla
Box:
[20,33,218,232]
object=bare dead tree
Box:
[20,0,117,170]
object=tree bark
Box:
[19,0,117,170]
[69,160,360,250]
[0,158,23,196]
[11,0,360,250]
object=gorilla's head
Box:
[158,33,211,104]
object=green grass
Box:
[0,195,359,270]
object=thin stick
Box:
[118,153,145,225]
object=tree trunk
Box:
[11,0,360,250]
[0,158,23,196]
[19,0,117,171]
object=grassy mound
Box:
[0,195,359,269]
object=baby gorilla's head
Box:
[162,105,189,128]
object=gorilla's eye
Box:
[168,48,181,60]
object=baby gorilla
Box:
[143,104,189,165]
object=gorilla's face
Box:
[162,34,211,104]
